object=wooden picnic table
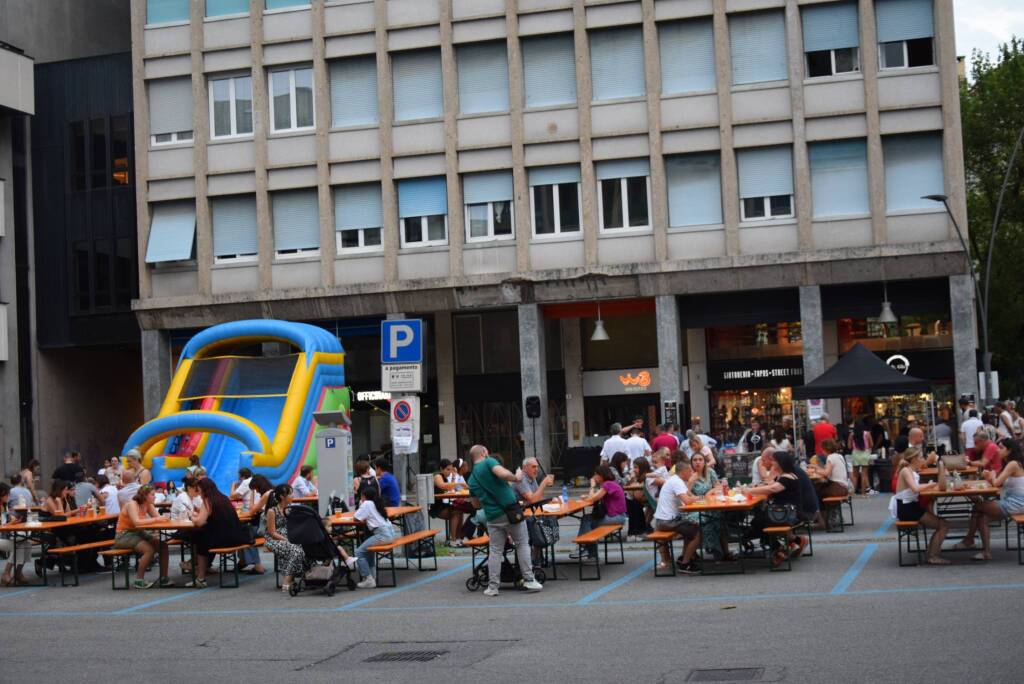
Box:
[292,495,319,505]
[434,490,471,499]
[524,498,589,518]
[0,512,119,587]
[679,494,767,575]
[328,505,420,526]
[920,465,979,479]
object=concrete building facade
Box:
[131,0,975,468]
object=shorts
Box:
[896,499,926,522]
[114,530,157,549]
[998,494,1024,517]
[654,517,699,540]
[851,450,871,467]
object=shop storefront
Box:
[706,355,804,445]
[582,367,664,437]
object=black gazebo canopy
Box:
[792,343,932,400]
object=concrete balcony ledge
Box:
[0,45,34,115]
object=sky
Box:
[954,0,1024,62]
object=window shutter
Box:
[810,139,870,218]
[398,177,448,218]
[528,165,581,187]
[147,0,188,23]
[272,189,320,251]
[589,26,646,101]
[729,11,789,85]
[522,34,577,108]
[212,195,259,257]
[595,158,650,181]
[463,171,513,205]
[457,42,510,115]
[146,201,196,263]
[392,50,444,121]
[335,183,383,230]
[802,1,860,52]
[666,153,723,227]
[875,0,934,43]
[659,19,717,95]
[330,56,379,127]
[148,78,194,135]
[883,133,944,212]
[206,0,248,17]
[737,146,794,198]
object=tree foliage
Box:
[961,38,1024,396]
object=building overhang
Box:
[0,44,34,116]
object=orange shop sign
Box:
[583,368,666,396]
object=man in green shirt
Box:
[467,444,543,596]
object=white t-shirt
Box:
[600,434,630,461]
[100,485,120,514]
[996,412,1015,439]
[654,474,689,521]
[751,456,764,486]
[234,477,257,507]
[960,417,984,448]
[825,452,850,489]
[117,483,140,506]
[645,466,668,500]
[292,476,317,497]
[354,499,391,532]
[170,491,197,520]
[624,435,652,465]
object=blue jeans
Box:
[577,513,626,557]
[356,525,396,578]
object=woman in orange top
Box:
[113,485,173,589]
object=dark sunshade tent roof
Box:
[792,343,931,400]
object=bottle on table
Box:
[561,484,569,506]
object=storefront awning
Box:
[792,343,931,399]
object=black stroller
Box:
[284,504,356,596]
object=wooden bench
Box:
[1009,514,1024,565]
[896,520,926,567]
[571,524,623,581]
[366,529,440,588]
[209,538,265,588]
[464,535,490,575]
[762,526,796,571]
[822,495,854,533]
[646,530,679,578]
[48,540,115,587]
[98,548,137,590]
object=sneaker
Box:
[157,577,175,588]
[281,583,291,593]
[344,557,358,570]
[790,536,808,559]
[522,579,543,592]
[771,550,788,569]
[867,489,879,496]
[356,575,376,589]
[132,579,155,590]
[184,578,207,588]
[450,539,464,548]
[678,561,701,575]
[568,551,582,560]
[483,586,500,597]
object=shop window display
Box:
[707,322,803,361]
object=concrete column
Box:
[191,1,212,295]
[935,0,968,240]
[129,0,153,299]
[572,0,598,267]
[141,329,171,421]
[375,0,398,283]
[822,320,842,421]
[312,0,335,286]
[784,0,813,251]
[858,0,887,244]
[440,1,465,278]
[799,285,825,382]
[949,274,979,400]
[642,0,668,262]
[561,318,585,447]
[686,329,709,429]
[518,303,550,469]
[250,1,273,290]
[712,4,739,255]
[505,1,531,273]
[433,311,458,459]
[656,296,684,412]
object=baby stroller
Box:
[284,504,356,596]
[465,536,546,592]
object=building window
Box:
[266,0,309,9]
[666,153,723,228]
[809,139,870,218]
[209,74,253,139]
[589,26,646,101]
[596,159,651,231]
[69,115,134,192]
[528,165,581,237]
[392,49,443,122]
[334,183,383,253]
[71,238,137,314]
[147,0,188,24]
[206,0,248,17]
[729,10,788,85]
[521,33,577,109]
[146,201,197,264]
[148,77,194,146]
[463,171,514,243]
[883,132,945,213]
[457,42,510,115]
[397,176,448,248]
[659,18,716,95]
[737,146,794,222]
[269,66,314,132]
[802,1,860,78]
[876,0,934,69]
[212,194,259,262]
[329,55,378,128]
[271,188,320,257]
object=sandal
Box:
[925,556,951,565]
[971,552,992,562]
[952,541,976,551]
[0,576,13,587]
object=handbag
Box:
[591,498,607,521]
[476,473,523,524]
[527,516,560,547]
[765,503,798,526]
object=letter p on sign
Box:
[380,319,423,364]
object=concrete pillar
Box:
[375,0,398,283]
[935,0,968,242]
[642,0,668,262]
[858,0,888,244]
[440,1,465,278]
[518,303,550,469]
[784,0,813,251]
[141,330,171,421]
[312,0,335,286]
[711,4,739,255]
[656,296,684,417]
[249,1,272,291]
[572,0,598,267]
[799,285,825,382]
[434,311,458,460]
[949,274,979,400]
[686,329,709,429]
[129,0,152,299]
[190,1,212,296]
[562,318,585,447]
[822,320,842,421]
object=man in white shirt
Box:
[960,410,984,453]
[623,426,652,466]
[600,422,630,464]
[652,453,702,574]
[230,467,253,504]
[994,403,1015,440]
[292,465,318,498]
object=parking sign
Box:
[381,319,424,364]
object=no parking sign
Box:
[390,395,420,454]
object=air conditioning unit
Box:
[0,303,7,361]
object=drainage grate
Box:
[363,650,449,664]
[687,668,765,682]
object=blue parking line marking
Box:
[873,516,895,537]
[337,562,470,611]
[830,543,878,595]
[576,560,652,605]
[0,588,39,601]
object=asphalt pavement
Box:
[1,495,1020,683]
